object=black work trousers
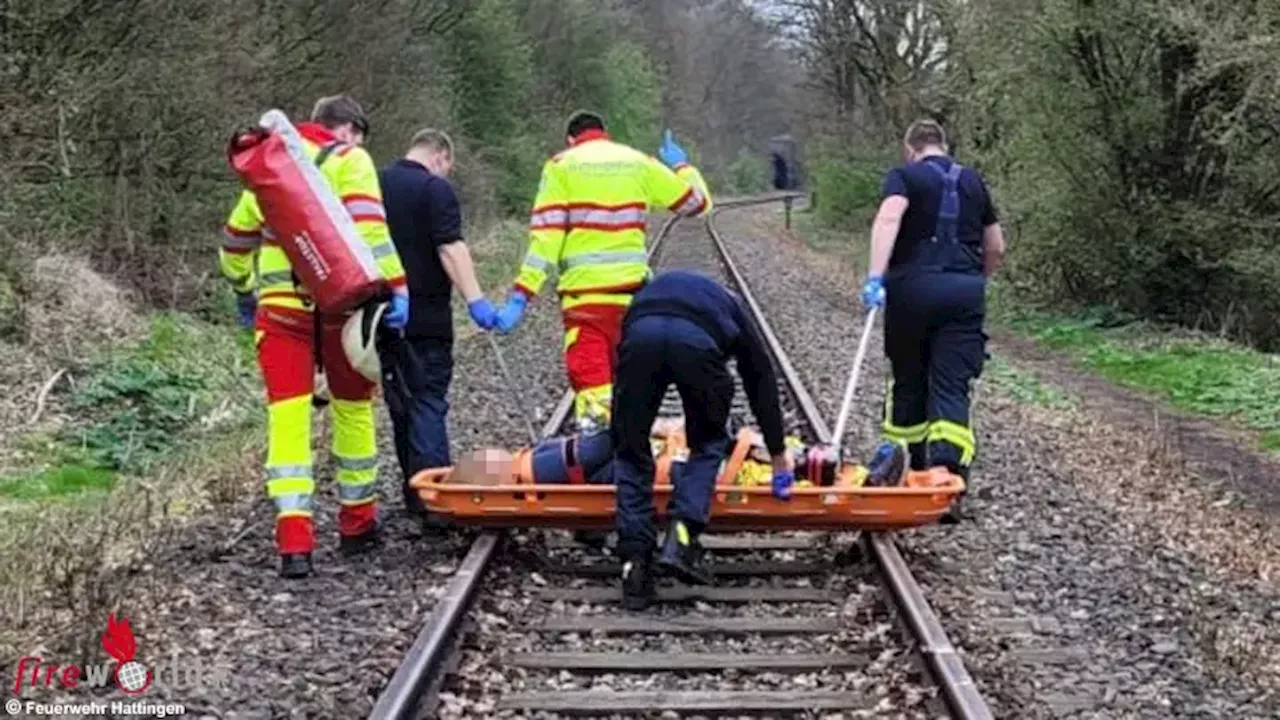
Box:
[380,335,454,514]
[882,271,986,478]
[611,316,734,562]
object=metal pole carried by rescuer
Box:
[856,118,1006,523]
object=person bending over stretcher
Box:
[609,270,787,610]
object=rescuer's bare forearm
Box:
[982,223,1006,277]
[867,219,900,277]
[439,241,484,302]
[867,196,906,277]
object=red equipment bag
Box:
[226,110,384,314]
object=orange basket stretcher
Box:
[408,426,965,532]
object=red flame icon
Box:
[102,613,151,694]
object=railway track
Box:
[370,195,992,720]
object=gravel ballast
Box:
[715,205,1280,720]
[432,212,939,719]
[28,200,1277,719]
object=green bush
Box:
[57,313,256,477]
[809,144,888,230]
[961,0,1280,351]
[725,149,769,195]
[599,42,661,150]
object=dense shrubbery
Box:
[0,0,798,314]
[807,144,889,230]
[955,0,1280,350]
[721,148,770,195]
[789,0,1280,350]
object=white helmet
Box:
[342,302,388,384]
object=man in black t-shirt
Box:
[379,129,497,520]
[859,119,1006,521]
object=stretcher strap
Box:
[313,312,323,371]
[716,429,754,485]
[314,142,340,169]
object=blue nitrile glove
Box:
[495,291,528,334]
[861,275,885,309]
[771,469,795,500]
[383,292,410,330]
[468,297,498,330]
[658,129,688,169]
[235,292,256,330]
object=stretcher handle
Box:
[486,332,541,445]
[830,307,879,460]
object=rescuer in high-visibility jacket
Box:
[220,95,410,579]
[493,112,713,433]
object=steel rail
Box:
[370,208,694,720]
[704,205,994,720]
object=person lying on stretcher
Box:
[444,418,909,489]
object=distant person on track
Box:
[609,269,795,611]
[771,150,789,190]
[491,111,714,435]
[220,95,411,578]
[859,118,1006,522]
[378,129,498,530]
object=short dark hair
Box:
[565,110,606,138]
[904,119,946,151]
[409,128,454,157]
[311,94,370,136]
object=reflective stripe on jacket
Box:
[219,122,407,311]
[513,130,712,302]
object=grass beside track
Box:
[0,312,260,503]
[997,307,1280,453]
[796,209,1280,455]
[0,308,264,661]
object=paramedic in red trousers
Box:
[860,119,1005,523]
[378,129,498,527]
[222,95,411,578]
[492,112,713,434]
[611,270,795,610]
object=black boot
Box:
[340,525,382,556]
[573,529,610,550]
[280,553,313,578]
[403,477,428,516]
[940,466,971,525]
[657,520,712,586]
[418,511,455,535]
[621,556,657,611]
[940,494,965,524]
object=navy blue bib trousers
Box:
[882,162,986,481]
[610,315,735,562]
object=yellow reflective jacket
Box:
[219,122,407,312]
[513,130,712,304]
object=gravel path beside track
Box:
[716,205,1280,720]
